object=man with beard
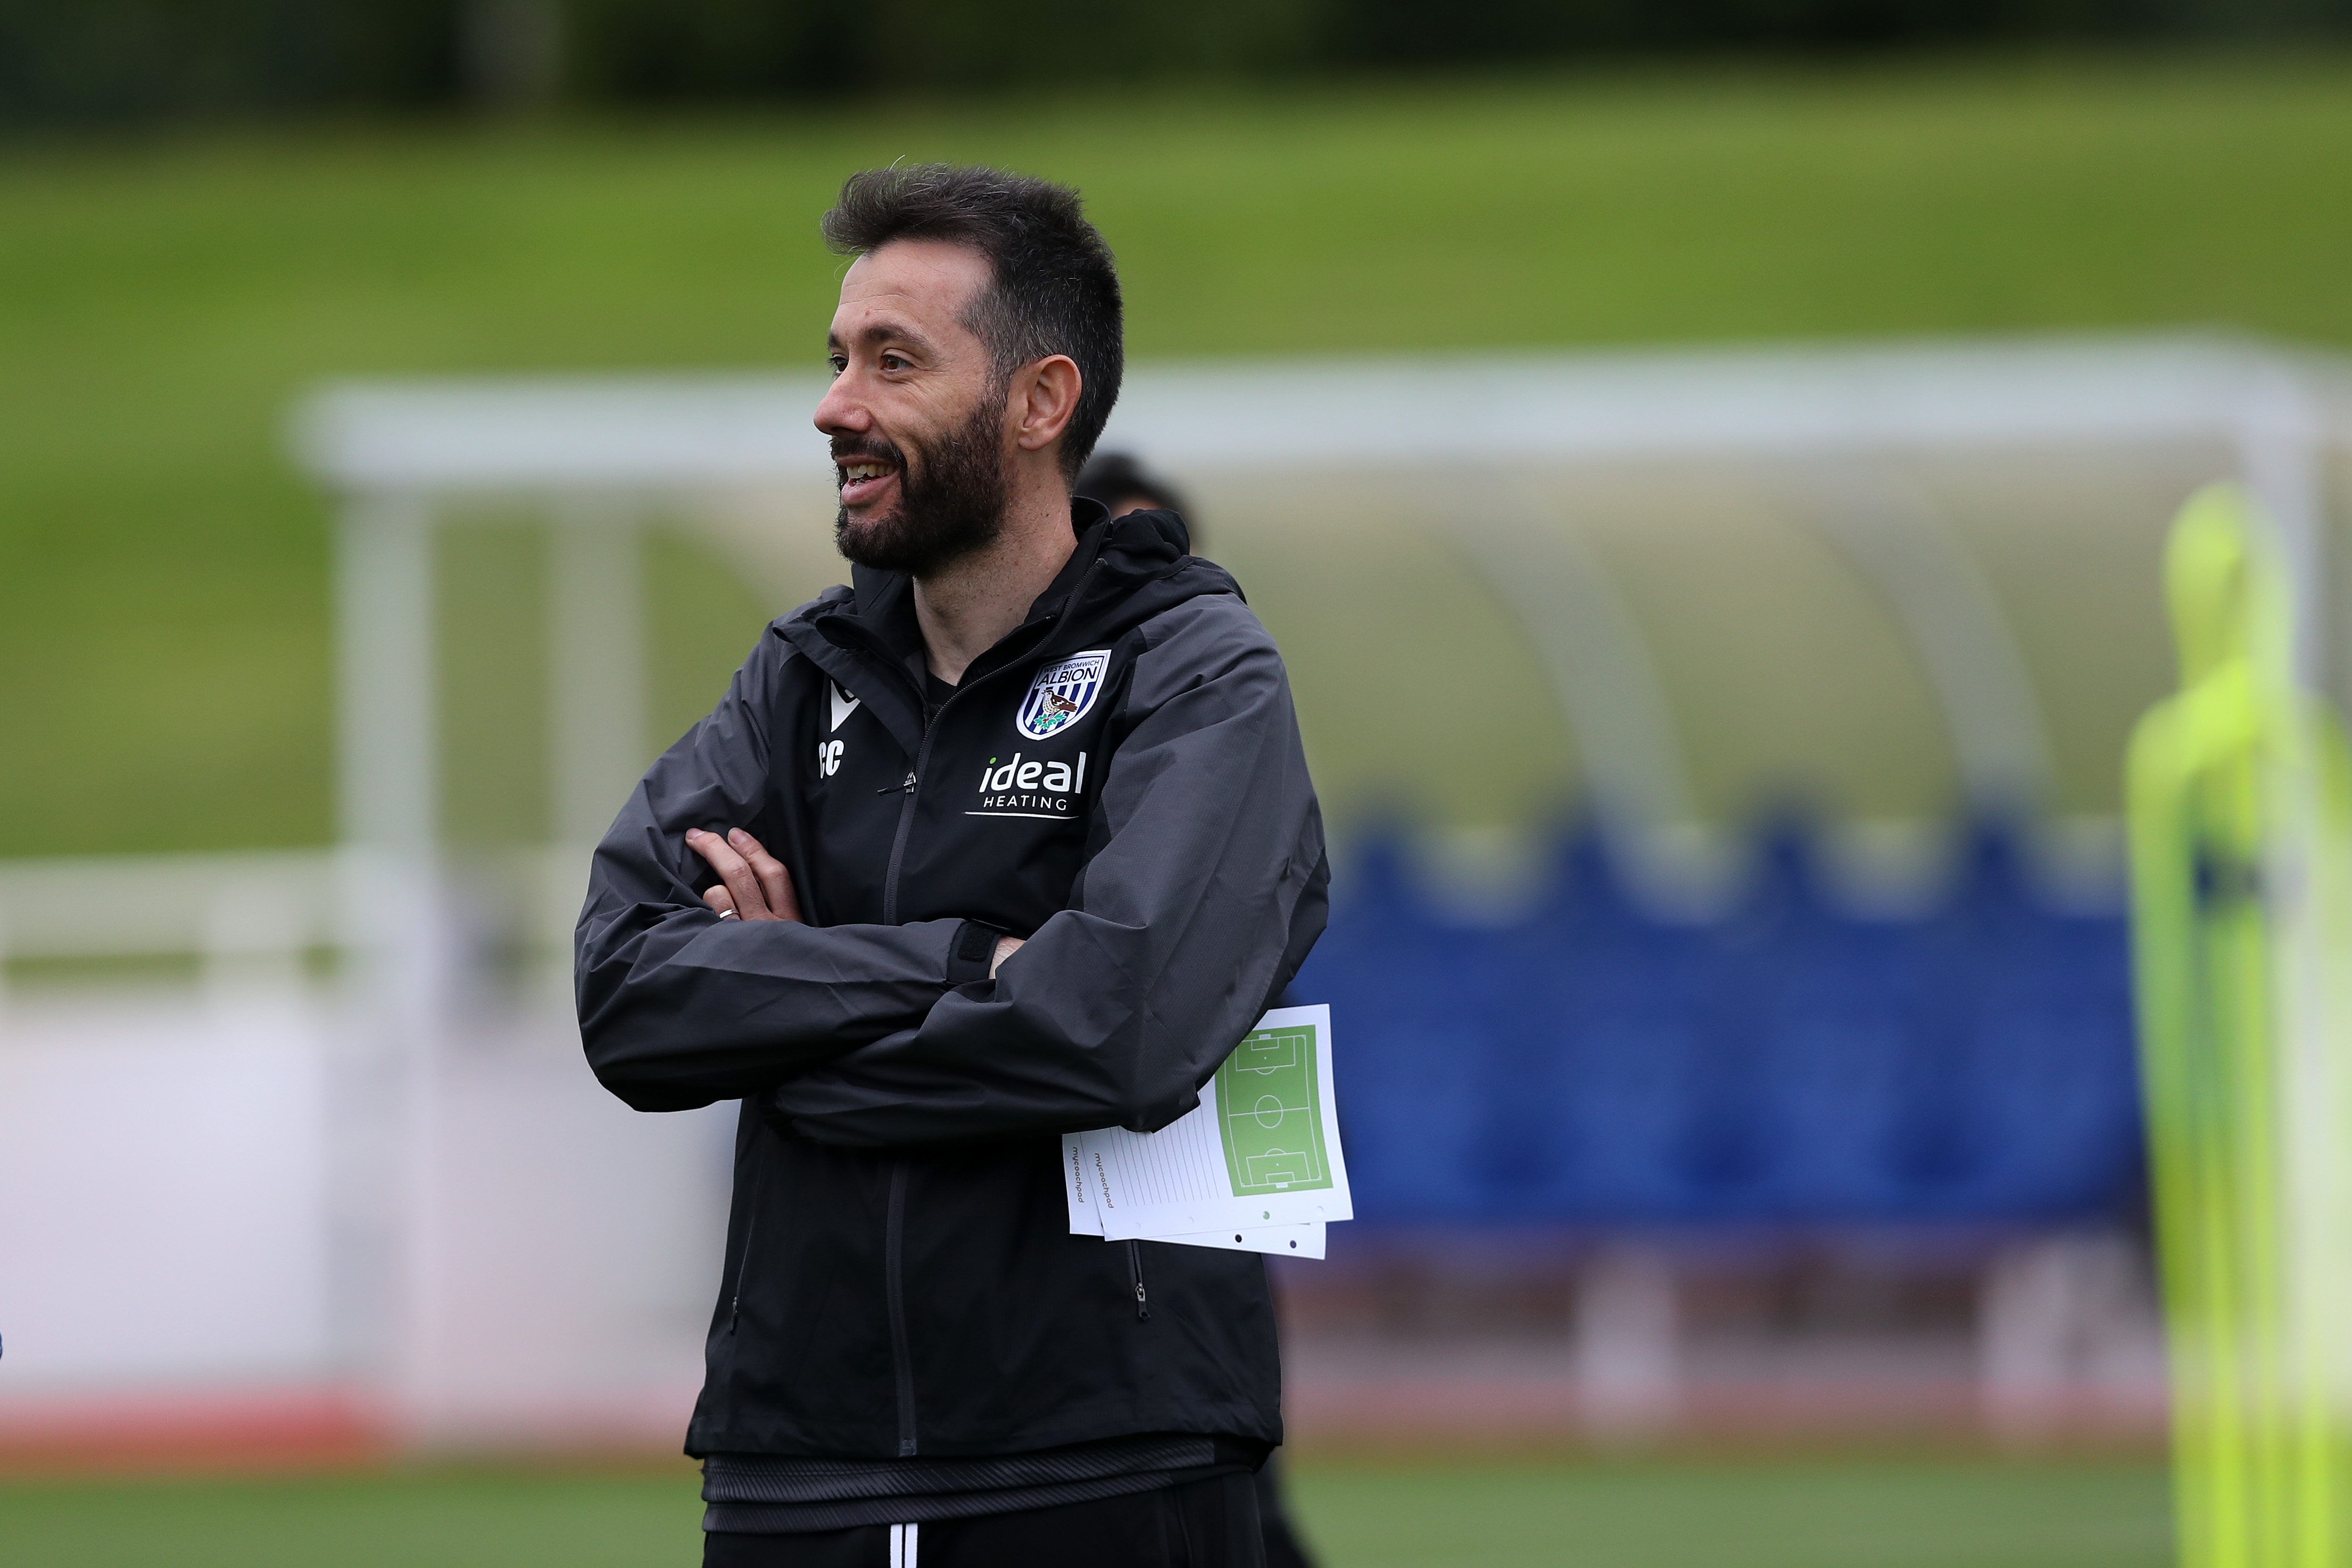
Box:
[576,165,1329,1568]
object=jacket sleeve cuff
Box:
[945,919,1004,985]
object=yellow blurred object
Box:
[2127,484,2352,1568]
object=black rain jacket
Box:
[576,502,1330,1461]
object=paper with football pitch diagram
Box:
[1062,1004,1349,1255]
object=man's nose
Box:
[813,375,870,436]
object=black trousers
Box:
[704,1472,1266,1568]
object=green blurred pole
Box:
[2127,484,2352,1568]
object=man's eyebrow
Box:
[830,317,939,356]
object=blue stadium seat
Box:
[1299,816,2144,1229]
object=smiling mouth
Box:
[837,458,900,507]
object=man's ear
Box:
[1011,355,1082,455]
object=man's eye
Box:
[881,354,908,371]
[827,356,847,375]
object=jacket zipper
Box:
[886,1159,918,1455]
[1126,1239,1150,1322]
[728,1159,767,1332]
[880,752,926,925]
[727,1214,754,1332]
[876,695,934,1457]
[869,641,1055,1457]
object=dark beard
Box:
[833,396,1007,578]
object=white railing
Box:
[0,848,727,1450]
[0,849,343,991]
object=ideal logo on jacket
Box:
[972,750,1088,817]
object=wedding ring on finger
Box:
[717,908,739,920]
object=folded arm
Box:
[574,641,993,1112]
[771,604,1330,1148]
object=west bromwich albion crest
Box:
[1016,650,1109,740]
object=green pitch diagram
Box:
[1215,1026,1332,1194]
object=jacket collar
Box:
[779,497,1227,755]
[833,495,1115,668]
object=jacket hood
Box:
[1018,500,1242,653]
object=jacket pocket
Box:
[1125,1239,1150,1323]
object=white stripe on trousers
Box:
[888,1522,918,1568]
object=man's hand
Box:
[991,935,1024,978]
[687,827,804,922]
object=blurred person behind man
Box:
[577,164,1329,1568]
[1075,451,1190,537]
[1075,447,1319,1568]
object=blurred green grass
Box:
[1292,1455,2170,1568]
[0,1455,2171,1567]
[5,57,2351,857]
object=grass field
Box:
[5,56,2352,857]
[0,1454,2172,1567]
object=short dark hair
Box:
[823,164,1123,482]
[1076,450,1188,516]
